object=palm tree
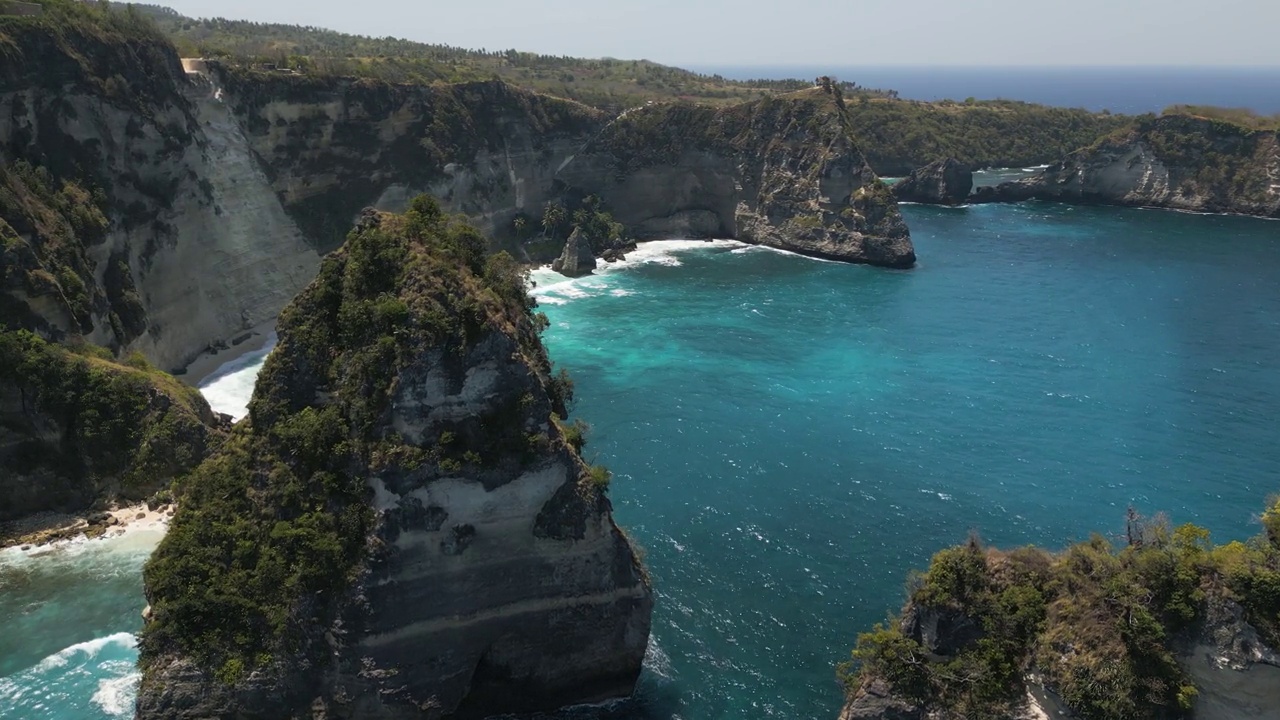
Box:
[541,203,566,237]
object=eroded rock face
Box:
[3,32,916,374]
[209,67,607,253]
[550,228,597,277]
[0,30,319,373]
[554,89,915,268]
[972,115,1280,217]
[137,209,651,719]
[891,158,973,205]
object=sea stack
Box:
[137,200,652,719]
[891,158,974,205]
[551,227,598,277]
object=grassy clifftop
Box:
[843,501,1280,719]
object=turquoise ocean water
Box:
[3,202,1280,718]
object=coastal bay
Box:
[6,202,1277,718]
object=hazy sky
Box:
[161,0,1277,67]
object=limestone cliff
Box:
[0,329,225,523]
[206,64,608,252]
[0,9,319,372]
[838,504,1280,720]
[554,87,914,267]
[972,115,1280,217]
[137,202,652,719]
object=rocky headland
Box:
[972,114,1280,218]
[839,503,1280,720]
[556,87,915,268]
[135,201,652,719]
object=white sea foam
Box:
[91,667,141,717]
[733,243,845,264]
[1022,164,1051,171]
[34,633,136,672]
[642,635,675,681]
[197,332,277,421]
[528,239,744,306]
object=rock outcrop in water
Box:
[838,502,1280,720]
[972,114,1280,217]
[551,227,597,277]
[137,201,652,719]
[556,87,915,267]
[0,329,225,524]
[890,158,973,205]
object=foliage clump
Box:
[141,196,582,681]
[0,328,221,517]
[842,98,1133,176]
[843,503,1280,720]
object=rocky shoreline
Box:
[0,502,173,551]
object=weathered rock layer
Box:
[0,21,319,373]
[551,227,597,277]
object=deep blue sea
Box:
[688,66,1280,114]
[3,203,1280,718]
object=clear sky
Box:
[159,0,1277,67]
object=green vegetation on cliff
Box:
[141,197,582,681]
[132,5,1126,172]
[0,0,181,105]
[843,502,1280,719]
[1128,114,1277,207]
[843,98,1132,176]
[0,329,222,520]
[0,161,111,337]
[1162,105,1280,131]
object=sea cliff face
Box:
[205,64,608,252]
[0,20,320,373]
[556,88,915,267]
[136,204,652,719]
[973,115,1280,217]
